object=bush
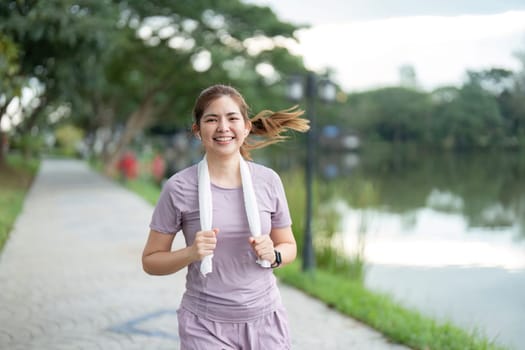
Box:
[54,124,84,157]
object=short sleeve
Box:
[270,171,292,228]
[149,180,182,234]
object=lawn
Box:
[0,155,39,250]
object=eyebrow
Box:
[202,111,240,118]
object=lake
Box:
[264,146,525,350]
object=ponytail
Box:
[241,106,310,160]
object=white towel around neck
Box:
[198,154,271,276]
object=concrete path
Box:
[0,158,410,349]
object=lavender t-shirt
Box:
[149,161,292,322]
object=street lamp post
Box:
[286,72,336,272]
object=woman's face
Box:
[195,95,251,158]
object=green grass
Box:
[124,178,163,205]
[0,154,39,251]
[275,261,508,350]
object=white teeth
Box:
[214,137,234,141]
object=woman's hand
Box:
[249,235,275,264]
[191,228,219,261]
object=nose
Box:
[217,117,229,132]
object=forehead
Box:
[204,96,241,114]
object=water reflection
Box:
[320,148,525,270]
[314,148,525,239]
[338,204,525,270]
[262,145,525,349]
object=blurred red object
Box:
[151,154,166,184]
[118,151,138,180]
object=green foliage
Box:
[106,0,304,128]
[0,154,39,251]
[54,124,84,157]
[341,62,525,151]
[1,0,121,146]
[124,179,163,205]
[432,82,505,149]
[10,133,44,157]
[280,169,306,252]
[0,33,23,102]
[1,0,311,172]
[347,87,433,144]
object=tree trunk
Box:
[0,108,7,166]
[91,99,116,161]
[102,94,156,177]
[14,96,46,160]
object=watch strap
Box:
[271,250,282,268]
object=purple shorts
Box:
[177,306,291,350]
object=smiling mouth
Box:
[213,136,235,142]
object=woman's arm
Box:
[270,226,297,267]
[142,228,218,275]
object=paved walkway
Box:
[0,158,410,349]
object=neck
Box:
[206,153,242,188]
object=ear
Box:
[191,124,200,139]
[245,120,252,135]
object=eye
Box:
[204,118,217,123]
[228,113,241,121]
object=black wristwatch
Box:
[271,250,282,268]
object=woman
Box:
[142,84,309,349]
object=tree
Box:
[0,33,23,163]
[0,0,119,158]
[346,87,432,144]
[467,67,525,147]
[431,80,504,149]
[1,1,308,173]
[92,0,305,175]
[506,49,525,144]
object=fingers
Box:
[249,235,275,262]
[193,228,219,260]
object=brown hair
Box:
[192,84,310,160]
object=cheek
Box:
[199,125,213,137]
[238,130,248,142]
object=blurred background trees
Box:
[0,0,308,172]
[1,0,525,172]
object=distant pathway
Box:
[0,158,410,349]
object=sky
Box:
[244,0,525,92]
